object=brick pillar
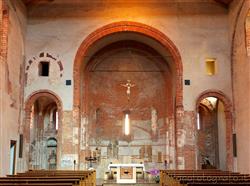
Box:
[175,105,184,169]
[71,106,81,169]
[183,111,196,169]
[167,116,176,169]
[225,110,233,171]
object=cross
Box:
[121,80,135,101]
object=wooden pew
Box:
[24,170,96,186]
[1,170,96,186]
[160,170,250,186]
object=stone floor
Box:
[96,179,159,186]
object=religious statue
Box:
[121,80,135,101]
[107,141,112,157]
[48,149,57,169]
[139,146,145,159]
[112,140,119,159]
[147,145,152,162]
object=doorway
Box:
[197,97,227,170]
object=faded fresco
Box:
[81,41,176,177]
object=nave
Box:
[0,169,250,186]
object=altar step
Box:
[97,179,159,186]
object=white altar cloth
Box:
[108,163,145,183]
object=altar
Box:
[108,163,145,183]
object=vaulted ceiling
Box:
[21,0,233,17]
[214,0,233,7]
[22,0,233,7]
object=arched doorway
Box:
[196,90,233,170]
[24,90,62,170]
[73,21,184,176]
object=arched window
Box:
[47,137,57,148]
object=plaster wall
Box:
[229,0,250,173]
[24,1,232,112]
[218,100,227,171]
[0,0,26,176]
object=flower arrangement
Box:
[147,168,160,183]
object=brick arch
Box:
[24,90,62,141]
[196,89,233,170]
[73,21,183,109]
[196,90,232,113]
[24,90,63,169]
[25,90,62,112]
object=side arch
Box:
[23,90,63,170]
[196,90,232,112]
[24,89,63,141]
[196,89,233,170]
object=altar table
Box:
[108,163,145,183]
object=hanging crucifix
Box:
[121,80,135,102]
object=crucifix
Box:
[121,80,135,101]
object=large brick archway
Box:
[196,90,233,170]
[24,90,63,169]
[73,21,183,110]
[25,90,62,116]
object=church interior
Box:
[1,0,250,185]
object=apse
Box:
[81,38,176,177]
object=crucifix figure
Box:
[121,80,135,101]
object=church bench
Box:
[161,170,225,173]
[13,171,94,179]
[161,171,238,175]
[0,184,74,186]
[10,174,92,177]
[175,176,250,182]
[0,176,88,181]
[187,184,250,186]
[3,170,96,186]
[160,170,250,186]
[179,177,250,183]
[0,178,92,186]
[3,176,88,178]
[24,170,95,176]
[161,173,248,177]
[0,178,81,183]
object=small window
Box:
[205,58,216,75]
[39,61,49,76]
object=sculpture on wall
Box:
[48,149,57,169]
[107,140,119,159]
[139,146,145,159]
[147,145,152,162]
[113,140,119,159]
[121,80,135,101]
[107,141,112,157]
